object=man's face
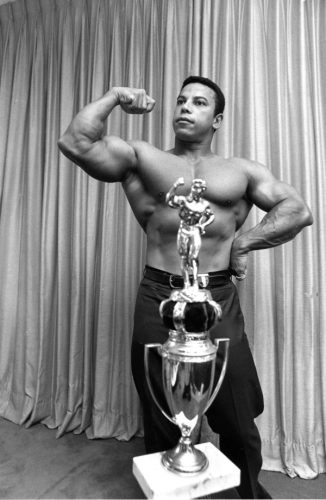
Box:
[172,83,220,140]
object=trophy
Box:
[144,178,230,475]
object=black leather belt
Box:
[143,266,231,289]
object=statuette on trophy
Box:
[166,177,214,289]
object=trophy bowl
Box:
[145,328,229,475]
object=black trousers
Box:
[131,269,271,499]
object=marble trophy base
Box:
[133,442,240,499]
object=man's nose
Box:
[181,101,191,113]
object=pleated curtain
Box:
[0,0,324,478]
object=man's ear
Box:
[213,113,223,131]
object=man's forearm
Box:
[233,199,313,253]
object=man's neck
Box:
[172,137,214,162]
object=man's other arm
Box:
[58,87,155,182]
[230,160,313,278]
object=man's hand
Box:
[174,177,185,188]
[112,87,155,114]
[230,240,248,281]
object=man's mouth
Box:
[176,117,193,124]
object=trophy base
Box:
[133,442,241,499]
[162,441,208,475]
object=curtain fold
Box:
[0,0,324,478]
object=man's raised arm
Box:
[230,160,313,279]
[58,87,155,182]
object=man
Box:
[58,76,313,498]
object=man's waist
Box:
[143,265,231,289]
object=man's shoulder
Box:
[226,156,269,178]
[227,156,261,168]
[128,139,163,156]
[127,141,181,176]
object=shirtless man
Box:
[58,76,312,498]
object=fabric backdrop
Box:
[0,0,324,478]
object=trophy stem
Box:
[162,435,208,475]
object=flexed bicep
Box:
[58,87,155,183]
[68,135,138,183]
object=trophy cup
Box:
[144,178,230,475]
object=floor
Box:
[0,417,325,499]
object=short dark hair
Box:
[181,76,225,115]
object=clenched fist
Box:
[112,87,155,114]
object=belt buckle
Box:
[169,274,182,289]
[198,273,209,288]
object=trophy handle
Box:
[203,337,230,414]
[144,343,175,425]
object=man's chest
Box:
[138,151,248,208]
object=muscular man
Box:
[58,76,313,498]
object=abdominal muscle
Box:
[145,205,236,274]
